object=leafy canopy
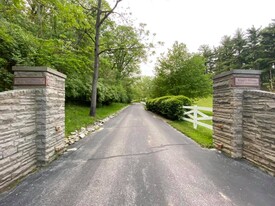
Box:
[152,41,212,99]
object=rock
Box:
[66,113,117,146]
[55,145,65,153]
[101,118,109,123]
[87,126,95,132]
[79,133,85,139]
[67,148,77,152]
[64,138,69,144]
[68,135,77,140]
[94,125,100,130]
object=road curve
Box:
[0,103,275,206]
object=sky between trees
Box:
[111,0,275,75]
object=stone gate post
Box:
[12,66,66,165]
[213,70,261,158]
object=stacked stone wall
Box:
[0,90,37,190]
[0,66,66,191]
[213,74,235,155]
[213,70,274,176]
[213,71,260,158]
[242,90,275,175]
[36,72,66,164]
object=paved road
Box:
[1,104,275,206]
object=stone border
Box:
[244,89,275,97]
[64,105,129,146]
[12,66,67,79]
[213,69,262,80]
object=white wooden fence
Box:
[182,105,213,130]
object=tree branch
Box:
[84,30,95,43]
[99,0,122,26]
[77,1,98,12]
[99,45,144,55]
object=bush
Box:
[0,68,13,92]
[97,82,132,106]
[146,95,192,120]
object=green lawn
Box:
[169,121,213,148]
[194,95,213,123]
[168,96,213,147]
[65,103,128,136]
[194,96,213,107]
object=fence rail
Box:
[182,105,213,130]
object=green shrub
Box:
[0,68,13,92]
[146,95,192,120]
[96,82,132,106]
[175,95,193,106]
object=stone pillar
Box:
[12,66,67,165]
[213,70,261,158]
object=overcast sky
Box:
[110,0,275,76]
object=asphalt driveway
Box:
[0,103,274,206]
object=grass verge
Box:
[166,96,213,148]
[168,120,213,148]
[65,103,128,136]
[194,96,213,107]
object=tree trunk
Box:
[90,0,102,116]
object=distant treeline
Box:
[199,21,275,90]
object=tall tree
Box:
[232,29,246,69]
[102,24,146,80]
[214,35,235,73]
[243,26,262,70]
[152,41,212,98]
[198,44,215,74]
[260,21,275,90]
[87,0,122,116]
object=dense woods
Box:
[0,0,153,106]
[1,0,274,104]
[199,21,275,91]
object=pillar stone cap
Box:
[12,66,66,79]
[214,69,261,80]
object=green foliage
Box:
[102,25,147,80]
[0,17,37,92]
[152,41,213,99]
[131,76,154,101]
[0,0,152,105]
[0,0,94,95]
[200,20,275,91]
[0,18,37,69]
[0,68,14,92]
[97,81,131,106]
[146,95,192,120]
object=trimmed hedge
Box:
[146,95,192,120]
